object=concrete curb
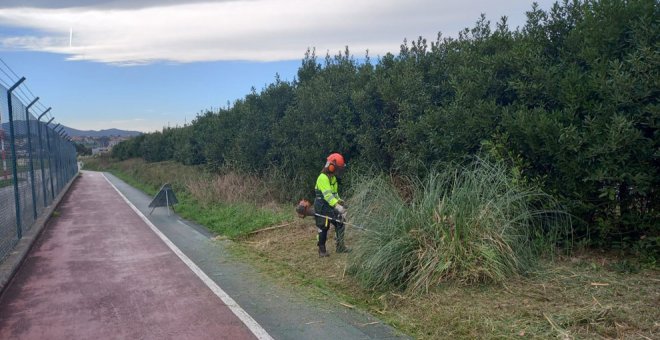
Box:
[0,172,80,294]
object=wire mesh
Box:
[0,88,18,261]
[0,83,78,263]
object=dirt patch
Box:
[243,218,357,283]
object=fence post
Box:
[25,97,39,220]
[56,128,64,191]
[69,139,75,180]
[7,77,26,239]
[52,124,61,193]
[61,134,69,183]
[37,108,51,206]
[46,118,55,200]
[56,128,64,188]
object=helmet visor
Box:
[334,165,346,178]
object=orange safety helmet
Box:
[326,153,345,173]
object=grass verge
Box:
[176,199,289,238]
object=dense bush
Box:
[112,0,658,250]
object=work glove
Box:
[334,204,347,220]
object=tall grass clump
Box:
[347,159,571,293]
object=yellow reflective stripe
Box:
[326,195,339,206]
[322,190,339,206]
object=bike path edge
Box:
[0,172,79,295]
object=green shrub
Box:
[347,159,571,293]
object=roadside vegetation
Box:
[242,225,659,339]
[347,159,571,293]
[84,0,659,338]
[110,0,658,254]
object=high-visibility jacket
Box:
[315,172,340,208]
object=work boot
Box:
[336,244,351,253]
[318,244,329,257]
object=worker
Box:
[314,152,350,257]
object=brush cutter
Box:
[295,199,374,233]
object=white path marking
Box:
[102,173,273,340]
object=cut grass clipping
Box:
[347,159,571,293]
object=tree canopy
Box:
[113,0,659,249]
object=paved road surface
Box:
[0,171,257,339]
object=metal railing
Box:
[0,77,78,263]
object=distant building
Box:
[92,147,110,155]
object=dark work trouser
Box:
[314,199,345,249]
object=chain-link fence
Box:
[0,79,78,263]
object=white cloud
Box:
[0,0,546,64]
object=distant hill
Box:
[63,126,142,138]
[0,123,141,138]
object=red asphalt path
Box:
[0,172,256,339]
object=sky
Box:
[0,0,557,132]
